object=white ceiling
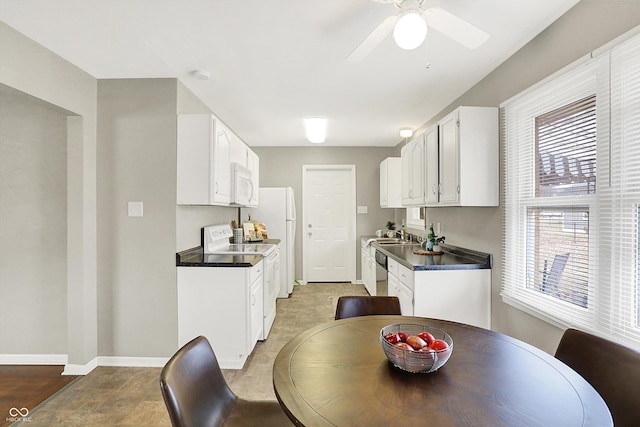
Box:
[0,0,579,147]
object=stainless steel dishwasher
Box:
[374,250,388,296]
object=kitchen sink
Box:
[375,239,417,246]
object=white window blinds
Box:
[502,28,640,350]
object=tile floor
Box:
[17,282,367,426]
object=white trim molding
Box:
[0,353,67,365]
[1,354,171,375]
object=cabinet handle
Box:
[438,183,442,195]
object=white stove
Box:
[203,224,280,340]
[203,224,275,256]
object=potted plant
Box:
[386,221,396,238]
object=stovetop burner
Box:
[203,224,275,256]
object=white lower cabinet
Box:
[387,258,490,328]
[388,259,413,315]
[249,268,264,345]
[414,269,491,329]
[361,239,377,296]
[177,261,264,369]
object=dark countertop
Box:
[177,239,281,267]
[176,247,261,267]
[363,236,492,271]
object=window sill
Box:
[500,292,576,331]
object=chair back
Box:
[555,328,640,427]
[160,336,236,427]
[335,296,401,320]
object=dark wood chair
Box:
[334,296,401,320]
[555,328,640,427]
[160,335,292,427]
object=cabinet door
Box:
[380,159,388,207]
[381,157,402,208]
[250,274,264,347]
[401,143,412,204]
[212,122,231,205]
[397,282,414,316]
[424,126,439,205]
[438,111,459,204]
[388,272,399,297]
[247,149,259,206]
[401,137,425,206]
[229,131,248,167]
[409,137,425,204]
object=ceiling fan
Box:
[346,0,489,63]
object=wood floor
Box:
[0,365,76,427]
[0,283,367,426]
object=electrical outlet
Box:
[357,206,368,214]
[128,201,143,217]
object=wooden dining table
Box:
[272,315,612,427]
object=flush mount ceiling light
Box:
[399,127,413,138]
[393,3,427,50]
[304,117,327,144]
[191,69,211,80]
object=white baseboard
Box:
[0,354,67,365]
[62,357,98,375]
[97,356,169,368]
[1,354,170,375]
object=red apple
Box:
[417,331,435,345]
[418,346,436,357]
[397,332,411,342]
[429,339,449,351]
[395,342,413,351]
[406,335,428,350]
[384,332,401,344]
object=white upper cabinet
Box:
[424,126,439,205]
[401,135,426,206]
[423,106,498,207]
[380,157,402,208]
[247,148,259,207]
[177,114,231,206]
[229,130,260,207]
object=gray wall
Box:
[0,21,98,365]
[394,0,640,354]
[97,79,239,357]
[0,87,68,354]
[253,146,397,280]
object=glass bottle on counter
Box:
[427,223,435,250]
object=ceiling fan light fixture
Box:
[393,11,427,50]
[304,117,327,143]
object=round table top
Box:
[273,316,612,427]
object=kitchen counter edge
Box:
[363,236,492,271]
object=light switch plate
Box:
[357,206,368,214]
[128,201,143,217]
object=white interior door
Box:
[302,165,356,283]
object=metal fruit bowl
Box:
[380,324,453,374]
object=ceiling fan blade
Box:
[424,7,489,49]
[346,15,398,63]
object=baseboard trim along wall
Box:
[0,354,170,375]
[0,354,67,365]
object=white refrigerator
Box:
[245,187,296,298]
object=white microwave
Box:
[230,162,255,206]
